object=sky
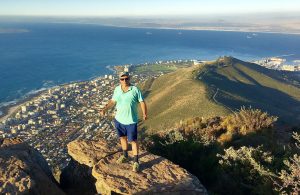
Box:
[0,0,300,17]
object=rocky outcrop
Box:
[65,139,207,195]
[0,138,65,195]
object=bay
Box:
[0,22,300,106]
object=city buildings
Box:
[0,68,162,172]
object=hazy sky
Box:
[1,0,300,16]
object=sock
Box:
[123,150,128,158]
[134,155,139,163]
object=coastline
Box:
[50,21,300,35]
[109,25,300,35]
[0,90,46,123]
[0,68,112,124]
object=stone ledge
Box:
[67,139,207,195]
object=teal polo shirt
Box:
[112,85,144,125]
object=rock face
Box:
[0,138,65,195]
[66,139,207,195]
[60,158,97,195]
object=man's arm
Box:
[100,99,116,116]
[140,101,147,120]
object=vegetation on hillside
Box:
[219,106,277,142]
[168,107,277,146]
[144,108,300,194]
[275,132,300,194]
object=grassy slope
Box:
[140,65,230,132]
[201,57,300,125]
[140,57,300,132]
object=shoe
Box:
[116,155,129,164]
[132,162,140,172]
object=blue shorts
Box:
[114,119,138,142]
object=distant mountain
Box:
[141,57,300,131]
[3,15,299,34]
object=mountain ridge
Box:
[141,56,300,131]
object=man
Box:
[100,71,147,172]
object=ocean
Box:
[1,22,300,111]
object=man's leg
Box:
[131,140,139,172]
[114,119,129,163]
[131,141,138,156]
[120,136,128,158]
[127,123,138,159]
[127,123,139,172]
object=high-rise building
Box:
[11,129,17,134]
[124,65,130,72]
[21,106,27,113]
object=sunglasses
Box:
[120,78,129,81]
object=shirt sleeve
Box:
[136,87,144,102]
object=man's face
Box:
[120,76,130,85]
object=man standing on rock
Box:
[100,71,147,172]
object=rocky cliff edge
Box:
[65,138,208,195]
[0,137,207,194]
[0,138,64,195]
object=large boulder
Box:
[0,138,65,195]
[66,139,207,195]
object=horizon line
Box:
[1,11,300,18]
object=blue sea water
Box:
[1,22,300,109]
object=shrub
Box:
[217,146,276,194]
[145,134,224,192]
[172,107,277,145]
[217,132,300,195]
[145,108,295,194]
[218,133,233,144]
[275,132,300,195]
[221,106,277,136]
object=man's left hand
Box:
[143,115,147,120]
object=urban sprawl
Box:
[255,57,300,71]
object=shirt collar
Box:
[119,84,133,91]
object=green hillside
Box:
[140,63,230,131]
[200,57,300,125]
[141,57,300,131]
